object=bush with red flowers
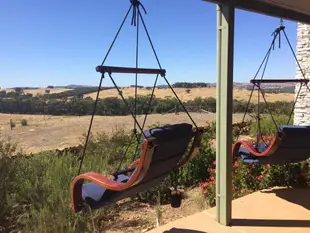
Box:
[200,158,310,207]
[200,115,310,207]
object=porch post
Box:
[215,3,235,226]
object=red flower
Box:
[213,161,216,165]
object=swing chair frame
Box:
[70,0,205,213]
[232,19,310,164]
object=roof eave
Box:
[204,0,310,24]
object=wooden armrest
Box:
[70,139,156,212]
[232,134,281,158]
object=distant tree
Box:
[47,85,54,89]
[6,91,18,98]
[0,90,6,98]
[14,87,23,95]
[45,89,51,94]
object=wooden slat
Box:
[96,66,166,76]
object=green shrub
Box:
[10,120,15,129]
[200,158,310,207]
[4,126,215,232]
[21,119,28,126]
[0,130,139,232]
[250,114,293,137]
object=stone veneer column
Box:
[294,23,310,125]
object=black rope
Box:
[138,8,162,69]
[162,75,198,129]
[131,0,147,26]
[257,84,261,146]
[77,74,104,175]
[256,85,279,130]
[108,72,147,139]
[114,74,159,173]
[271,26,284,50]
[141,74,159,131]
[235,33,275,141]
[137,7,197,129]
[101,5,133,66]
[256,39,278,137]
[236,22,287,143]
[78,0,199,175]
[274,26,310,126]
[282,29,310,92]
[78,2,139,175]
[102,0,149,174]
[114,132,137,174]
[287,83,303,124]
[115,0,150,172]
[282,29,310,123]
[133,4,140,138]
[132,74,159,161]
[235,85,255,141]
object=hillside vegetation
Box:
[0,82,308,232]
[1,115,310,233]
[0,85,295,116]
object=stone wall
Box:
[294,23,310,125]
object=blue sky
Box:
[0,0,298,88]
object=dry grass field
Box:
[84,87,295,102]
[0,86,292,154]
[0,112,248,154]
[3,88,72,95]
[2,87,295,102]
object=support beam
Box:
[215,3,234,226]
[204,0,310,25]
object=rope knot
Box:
[271,25,285,50]
[130,0,147,26]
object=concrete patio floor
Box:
[148,187,310,233]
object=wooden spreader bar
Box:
[250,79,309,84]
[96,66,166,76]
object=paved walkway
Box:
[148,187,310,233]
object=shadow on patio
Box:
[163,228,206,233]
[261,187,310,210]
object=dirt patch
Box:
[103,188,207,233]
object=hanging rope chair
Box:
[70,0,205,212]
[232,20,310,165]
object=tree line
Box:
[0,87,116,100]
[0,93,294,116]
